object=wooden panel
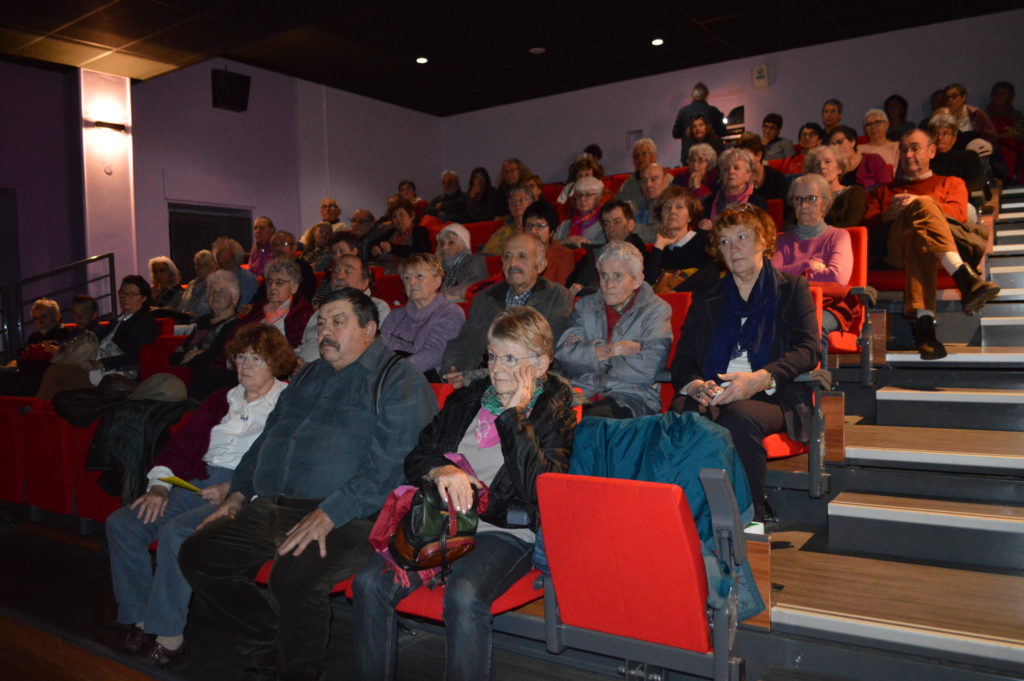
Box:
[846,424,1024,456]
[822,391,845,464]
[772,531,1024,644]
[869,310,887,366]
[834,492,1024,520]
[742,537,771,629]
[767,452,808,473]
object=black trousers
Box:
[582,397,634,419]
[177,497,373,681]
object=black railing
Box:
[0,252,116,359]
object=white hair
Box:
[632,138,657,154]
[597,241,644,280]
[206,268,241,301]
[571,175,605,196]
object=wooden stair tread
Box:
[832,492,1024,520]
[772,532,1024,644]
[846,424,1024,457]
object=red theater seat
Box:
[374,274,406,308]
[464,220,504,252]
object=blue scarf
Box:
[703,259,777,380]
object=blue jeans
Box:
[106,466,234,636]
[352,532,533,681]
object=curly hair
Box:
[225,324,297,379]
[707,205,777,264]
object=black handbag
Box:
[389,481,478,581]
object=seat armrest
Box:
[794,368,832,392]
[699,468,746,567]
[850,285,878,307]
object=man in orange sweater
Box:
[865,129,999,359]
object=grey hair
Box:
[193,249,216,271]
[632,138,657,154]
[597,241,644,280]
[805,145,848,174]
[928,112,957,133]
[788,173,835,214]
[508,183,532,199]
[206,268,241,301]
[718,147,757,175]
[441,169,459,180]
[688,143,718,167]
[863,108,888,124]
[31,298,60,319]
[572,175,605,196]
[265,258,302,288]
[148,255,180,283]
[212,237,245,266]
[691,82,709,100]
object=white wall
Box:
[440,9,1024,180]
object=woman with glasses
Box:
[105,324,295,668]
[237,259,313,348]
[858,109,899,170]
[670,206,819,520]
[803,145,867,228]
[81,275,160,384]
[774,173,854,336]
[353,307,576,681]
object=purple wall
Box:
[0,60,84,280]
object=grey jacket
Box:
[555,282,672,416]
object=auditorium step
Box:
[772,531,1024,674]
[996,228,1024,245]
[884,345,1024,369]
[827,492,1024,571]
[990,264,1024,289]
[992,243,1024,258]
[845,423,1024,475]
[981,316,1024,346]
[875,386,1024,431]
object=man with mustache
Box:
[178,287,436,681]
[441,233,573,387]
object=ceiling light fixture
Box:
[415,57,428,64]
[651,38,664,46]
[528,46,546,55]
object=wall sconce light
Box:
[85,119,129,133]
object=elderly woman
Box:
[859,109,899,170]
[149,256,183,309]
[928,112,987,196]
[644,185,712,291]
[465,166,499,222]
[436,223,488,301]
[168,270,241,394]
[301,221,335,272]
[81,275,160,384]
[556,242,672,418]
[554,175,606,248]
[379,253,466,381]
[804,145,867,228]
[556,153,605,205]
[775,173,854,335]
[370,199,431,265]
[176,250,216,320]
[672,142,719,200]
[105,325,295,667]
[830,125,892,190]
[237,259,313,348]
[700,147,768,227]
[670,206,819,519]
[481,184,532,256]
[353,306,576,681]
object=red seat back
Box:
[429,382,454,408]
[139,335,187,381]
[603,173,631,195]
[666,165,688,178]
[537,473,711,652]
[657,292,692,367]
[484,255,503,277]
[766,199,783,232]
[542,183,564,206]
[374,274,406,308]
[464,219,504,252]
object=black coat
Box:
[98,310,160,370]
[670,264,820,441]
[404,373,576,529]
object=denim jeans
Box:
[177,496,374,681]
[352,531,533,681]
[106,465,234,636]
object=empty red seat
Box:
[464,220,504,252]
[374,274,406,308]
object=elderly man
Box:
[0,299,70,396]
[865,129,1000,360]
[248,216,276,278]
[179,287,435,681]
[672,82,727,163]
[632,163,672,242]
[349,209,375,238]
[568,200,648,296]
[426,170,468,223]
[319,198,348,232]
[615,139,658,208]
[436,223,488,301]
[524,201,575,286]
[441,233,572,387]
[762,113,795,161]
[213,237,259,309]
[264,231,317,303]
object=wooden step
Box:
[845,424,1024,474]
[772,531,1024,671]
[885,345,1024,368]
[875,386,1024,431]
[828,492,1024,570]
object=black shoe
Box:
[140,640,187,668]
[912,315,947,360]
[952,264,1000,314]
[112,624,154,654]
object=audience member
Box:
[670,205,820,520]
[371,198,431,266]
[379,253,465,380]
[267,231,317,303]
[442,233,572,387]
[248,216,276,278]
[177,250,216,320]
[945,82,998,144]
[929,112,986,197]
[427,170,468,223]
[583,143,603,161]
[524,201,574,286]
[481,184,531,256]
[671,143,719,202]
[398,180,429,222]
[148,256,183,309]
[311,232,362,306]
[320,197,347,231]
[169,270,242,398]
[634,162,673,242]
[672,81,727,163]
[83,275,160,384]
[702,148,768,226]
[353,307,574,681]
[69,295,102,338]
[213,237,258,309]
[643,186,712,292]
[556,154,604,205]
[864,129,999,359]
[436,223,488,301]
[830,125,892,190]
[554,175,605,248]
[495,158,531,217]
[556,241,672,418]
[349,209,376,238]
[179,288,436,681]
[680,113,725,162]
[464,166,499,222]
[761,113,795,161]
[301,222,335,272]
[884,94,915,141]
[782,123,825,175]
[821,98,843,138]
[105,324,294,668]
[736,132,787,201]
[303,255,390,363]
[987,81,1024,184]
[568,200,647,295]
[238,259,314,348]
[859,109,900,169]
[0,298,69,396]
[804,146,867,228]
[523,173,548,206]
[614,139,658,208]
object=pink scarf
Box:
[568,205,602,237]
[711,183,754,220]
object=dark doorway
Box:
[168,203,252,281]
[0,188,20,357]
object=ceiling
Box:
[0,1,1017,116]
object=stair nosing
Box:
[844,445,1024,470]
[875,386,1024,403]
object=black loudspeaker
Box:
[211,69,250,112]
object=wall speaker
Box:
[211,69,250,112]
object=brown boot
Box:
[952,264,1000,314]
[912,315,947,360]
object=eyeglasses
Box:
[575,192,599,199]
[486,353,539,367]
[524,221,550,231]
[864,120,886,127]
[267,278,292,287]
[792,195,821,206]
[233,354,266,367]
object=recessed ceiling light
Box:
[528,46,546,55]
[415,57,428,64]
[651,38,664,46]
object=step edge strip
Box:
[875,388,1024,403]
[844,447,1024,469]
[828,503,1024,526]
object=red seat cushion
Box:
[375,568,542,620]
[763,432,807,459]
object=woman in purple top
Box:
[379,252,465,381]
[773,173,853,334]
[830,125,892,190]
